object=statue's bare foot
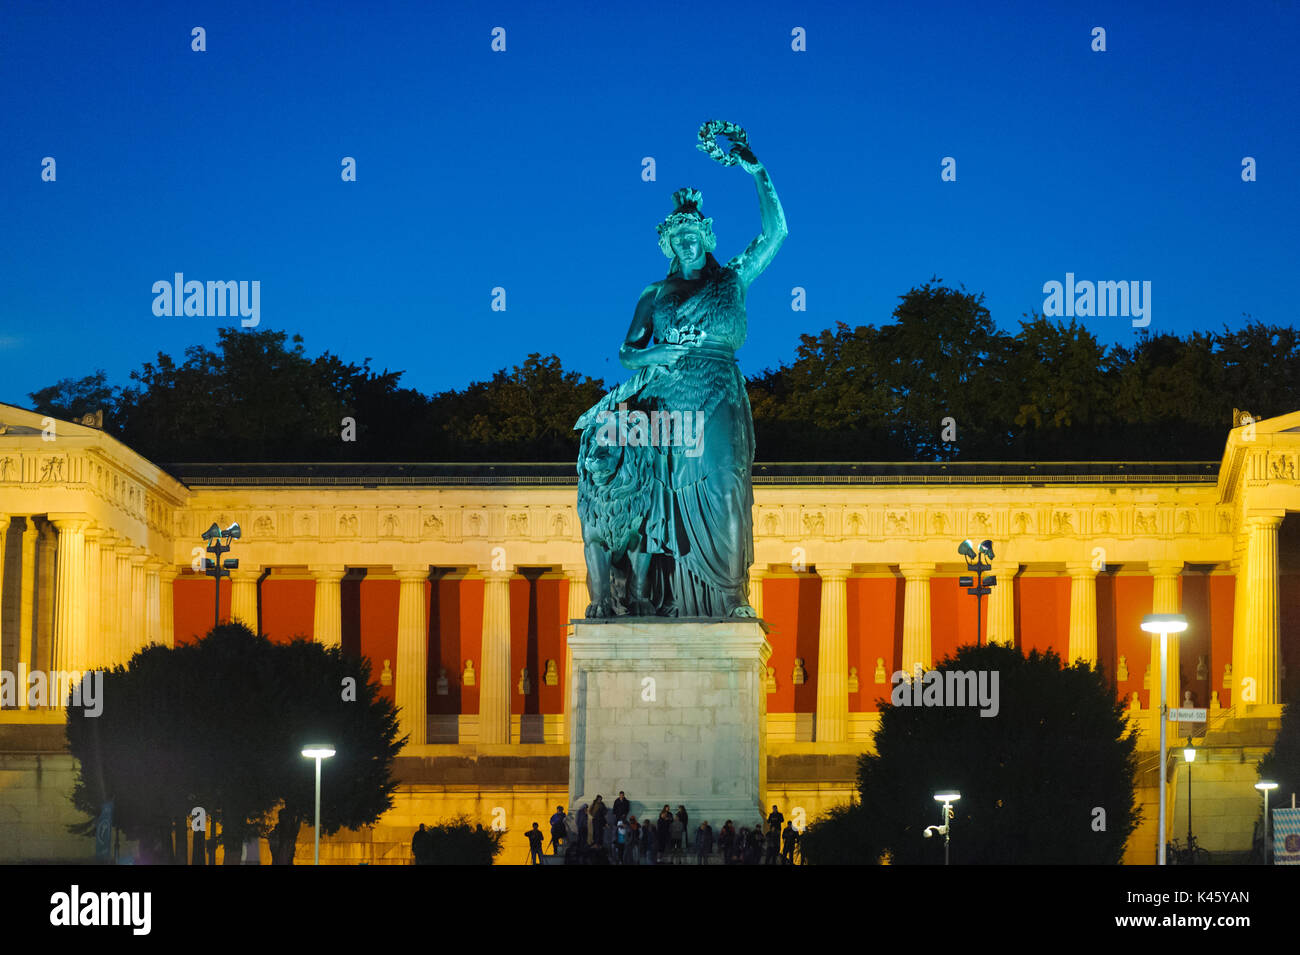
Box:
[728,603,757,618]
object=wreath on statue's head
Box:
[696,120,749,166]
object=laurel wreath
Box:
[696,120,749,166]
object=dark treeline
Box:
[25,280,1300,463]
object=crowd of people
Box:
[528,793,800,865]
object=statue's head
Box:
[657,187,717,270]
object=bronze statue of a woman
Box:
[576,123,787,619]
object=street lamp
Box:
[302,744,335,865]
[958,540,997,646]
[201,522,241,631]
[1256,780,1278,865]
[923,791,961,865]
[1141,612,1188,865]
[1183,739,1196,850]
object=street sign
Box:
[1168,707,1207,722]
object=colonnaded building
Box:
[1,400,1297,864]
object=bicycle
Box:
[1166,836,1211,865]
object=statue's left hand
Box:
[730,143,762,174]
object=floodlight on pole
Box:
[1256,781,1278,865]
[202,522,243,631]
[302,744,336,865]
[1183,738,1196,848]
[1141,613,1188,865]
[958,540,997,646]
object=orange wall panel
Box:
[1109,576,1155,708]
[929,576,983,663]
[507,575,567,715]
[848,576,903,712]
[261,578,315,644]
[173,575,225,646]
[1209,575,1235,707]
[358,578,399,709]
[1280,573,1300,703]
[1014,577,1070,657]
[762,576,823,713]
[458,576,484,715]
[1179,575,1213,708]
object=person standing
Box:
[657,806,673,857]
[625,817,640,865]
[765,819,781,865]
[613,791,630,824]
[767,805,784,837]
[669,814,684,864]
[781,820,798,865]
[676,805,689,852]
[526,823,545,865]
[603,814,616,864]
[644,814,658,865]
[591,796,607,848]
[695,821,713,865]
[410,823,431,865]
[549,805,568,855]
[576,803,589,847]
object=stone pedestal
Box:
[568,619,771,827]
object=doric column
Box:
[309,565,346,648]
[128,553,147,659]
[0,515,8,673]
[17,521,38,707]
[37,522,57,673]
[50,517,89,674]
[749,564,765,619]
[1066,562,1099,665]
[562,564,587,745]
[815,563,851,743]
[145,559,163,646]
[1230,552,1247,709]
[394,566,429,746]
[1243,516,1283,705]
[96,533,119,667]
[82,527,103,670]
[985,560,1017,647]
[479,568,513,745]
[114,544,132,664]
[0,515,8,671]
[1149,560,1183,710]
[229,568,259,630]
[900,563,934,675]
[159,565,179,648]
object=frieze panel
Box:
[1269,452,1297,481]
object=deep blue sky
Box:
[2,0,1296,405]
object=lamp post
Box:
[302,744,335,865]
[924,791,961,865]
[1141,613,1188,865]
[958,540,997,646]
[201,522,241,631]
[1183,739,1196,850]
[1256,780,1278,865]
